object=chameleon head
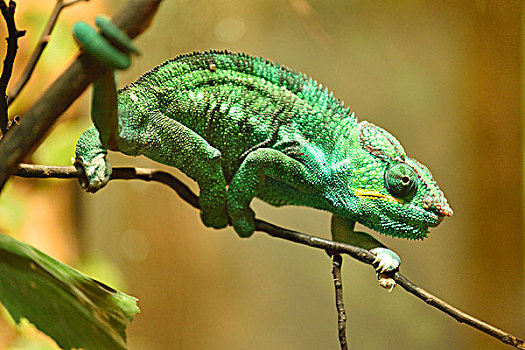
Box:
[332,121,453,239]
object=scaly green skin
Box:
[73,19,453,279]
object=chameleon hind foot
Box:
[199,199,229,230]
[74,154,111,193]
[228,207,256,238]
[227,148,315,238]
[75,125,112,193]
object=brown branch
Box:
[332,254,348,350]
[0,0,163,193]
[13,163,525,349]
[286,0,335,51]
[0,0,25,135]
[7,0,88,105]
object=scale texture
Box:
[76,50,453,243]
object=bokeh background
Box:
[0,0,523,349]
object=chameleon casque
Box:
[73,17,452,287]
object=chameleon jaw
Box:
[354,189,402,203]
[353,188,443,238]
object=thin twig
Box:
[332,254,348,350]
[62,0,87,8]
[286,0,335,50]
[0,0,163,192]
[7,0,88,105]
[13,163,525,349]
[0,0,25,135]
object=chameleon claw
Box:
[370,247,400,273]
[377,273,396,292]
[373,255,391,273]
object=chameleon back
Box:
[116,51,356,180]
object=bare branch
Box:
[62,0,88,8]
[332,254,348,350]
[7,0,89,105]
[13,163,525,349]
[0,0,163,193]
[286,0,335,50]
[15,164,200,208]
[0,0,25,135]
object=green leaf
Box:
[0,233,139,350]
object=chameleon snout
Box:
[422,195,453,219]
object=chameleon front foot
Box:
[228,207,256,238]
[370,247,400,291]
[370,247,400,273]
[199,207,229,230]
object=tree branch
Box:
[286,0,335,50]
[7,0,88,105]
[0,0,163,193]
[332,254,348,350]
[14,163,525,349]
[0,0,25,135]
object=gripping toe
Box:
[370,247,401,273]
[200,208,229,230]
[230,208,256,238]
[377,273,396,292]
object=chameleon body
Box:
[74,19,453,281]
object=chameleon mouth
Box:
[354,189,402,203]
[433,215,445,226]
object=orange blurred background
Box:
[0,0,523,349]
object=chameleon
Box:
[73,17,453,288]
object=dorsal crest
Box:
[119,50,355,122]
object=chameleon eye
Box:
[385,163,418,199]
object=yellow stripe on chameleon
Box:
[354,189,402,203]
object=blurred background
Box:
[0,0,523,349]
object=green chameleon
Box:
[73,17,452,289]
